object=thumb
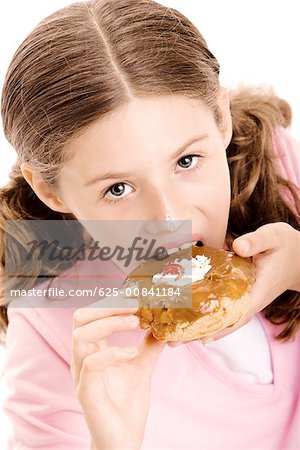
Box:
[233,223,283,257]
[135,330,166,376]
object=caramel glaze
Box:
[123,245,256,332]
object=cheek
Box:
[190,159,231,208]
[210,162,231,214]
[190,161,231,245]
[208,164,231,245]
[59,188,99,220]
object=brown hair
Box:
[1,0,299,345]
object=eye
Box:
[101,154,202,205]
[103,182,133,203]
[176,154,201,171]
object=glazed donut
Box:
[122,244,256,341]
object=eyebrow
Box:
[83,133,209,187]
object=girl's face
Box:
[56,93,233,249]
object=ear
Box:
[216,86,233,148]
[20,163,72,214]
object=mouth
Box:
[162,235,205,257]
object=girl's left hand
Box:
[168,222,300,346]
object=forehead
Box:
[67,95,214,161]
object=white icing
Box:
[152,255,212,286]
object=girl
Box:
[1,0,299,448]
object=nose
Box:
[144,184,192,234]
[151,187,191,221]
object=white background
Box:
[0,1,299,447]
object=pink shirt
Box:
[2,127,300,449]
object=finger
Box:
[72,300,139,328]
[73,314,140,343]
[76,345,139,398]
[71,314,140,385]
[244,264,280,312]
[134,330,167,376]
[233,222,289,257]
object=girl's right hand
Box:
[71,295,166,450]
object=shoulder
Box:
[7,302,75,364]
[6,261,88,364]
[6,256,128,363]
[3,303,91,448]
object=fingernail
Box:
[124,315,139,325]
[168,342,182,347]
[238,240,250,253]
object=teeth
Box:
[166,240,203,256]
[167,247,180,255]
[180,242,193,250]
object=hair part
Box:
[1,0,299,345]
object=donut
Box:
[122,244,256,341]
